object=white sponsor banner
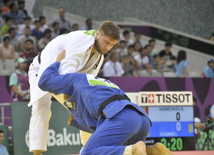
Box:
[126,91,193,106]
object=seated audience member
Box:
[175,50,188,77]
[202,59,214,77]
[159,42,173,59]
[210,32,214,41]
[9,57,29,101]
[3,3,26,25]
[103,53,124,77]
[149,39,157,57]
[1,0,11,12]
[31,20,43,41]
[81,18,93,30]
[51,22,60,39]
[122,30,134,46]
[18,16,33,35]
[166,55,176,72]
[133,42,141,57]
[127,45,139,70]
[134,32,143,47]
[121,55,138,77]
[71,23,79,31]
[134,47,153,72]
[59,27,70,35]
[38,28,52,51]
[116,40,127,61]
[20,39,37,72]
[18,26,37,52]
[0,36,15,60]
[51,8,71,30]
[1,17,13,36]
[17,0,28,16]
[153,54,164,71]
[3,27,18,51]
[39,16,48,33]
[0,130,9,155]
[144,44,154,67]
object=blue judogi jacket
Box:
[39,62,150,133]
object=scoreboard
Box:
[126,91,195,151]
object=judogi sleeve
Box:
[38,61,83,94]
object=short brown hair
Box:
[98,21,120,40]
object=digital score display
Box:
[143,106,195,151]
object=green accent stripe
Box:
[88,79,119,89]
[84,30,96,36]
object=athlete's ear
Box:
[96,30,100,38]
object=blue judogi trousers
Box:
[81,106,151,155]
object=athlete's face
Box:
[94,31,118,54]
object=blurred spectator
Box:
[121,55,138,77]
[134,32,143,47]
[127,45,134,57]
[51,22,60,39]
[134,47,152,72]
[20,39,37,72]
[3,27,19,51]
[18,16,33,35]
[210,32,214,41]
[175,50,188,77]
[0,10,5,29]
[159,42,172,58]
[103,53,124,77]
[0,130,9,155]
[9,57,29,101]
[0,36,15,60]
[17,0,28,16]
[132,42,141,57]
[51,8,71,30]
[18,26,37,52]
[38,28,52,51]
[202,59,214,77]
[149,39,157,57]
[122,30,134,46]
[71,23,79,31]
[153,54,163,71]
[31,20,43,41]
[1,0,11,12]
[39,16,48,33]
[3,3,26,25]
[127,45,139,70]
[23,0,35,18]
[81,18,93,30]
[59,27,69,35]
[116,40,127,61]
[167,55,176,72]
[144,44,153,67]
[1,17,13,36]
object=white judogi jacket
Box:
[28,30,103,106]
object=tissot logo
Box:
[148,94,155,103]
[141,93,191,104]
[141,94,148,103]
[142,94,155,103]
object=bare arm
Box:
[11,85,27,98]
[183,67,188,77]
[11,47,15,59]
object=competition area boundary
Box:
[63,152,214,155]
